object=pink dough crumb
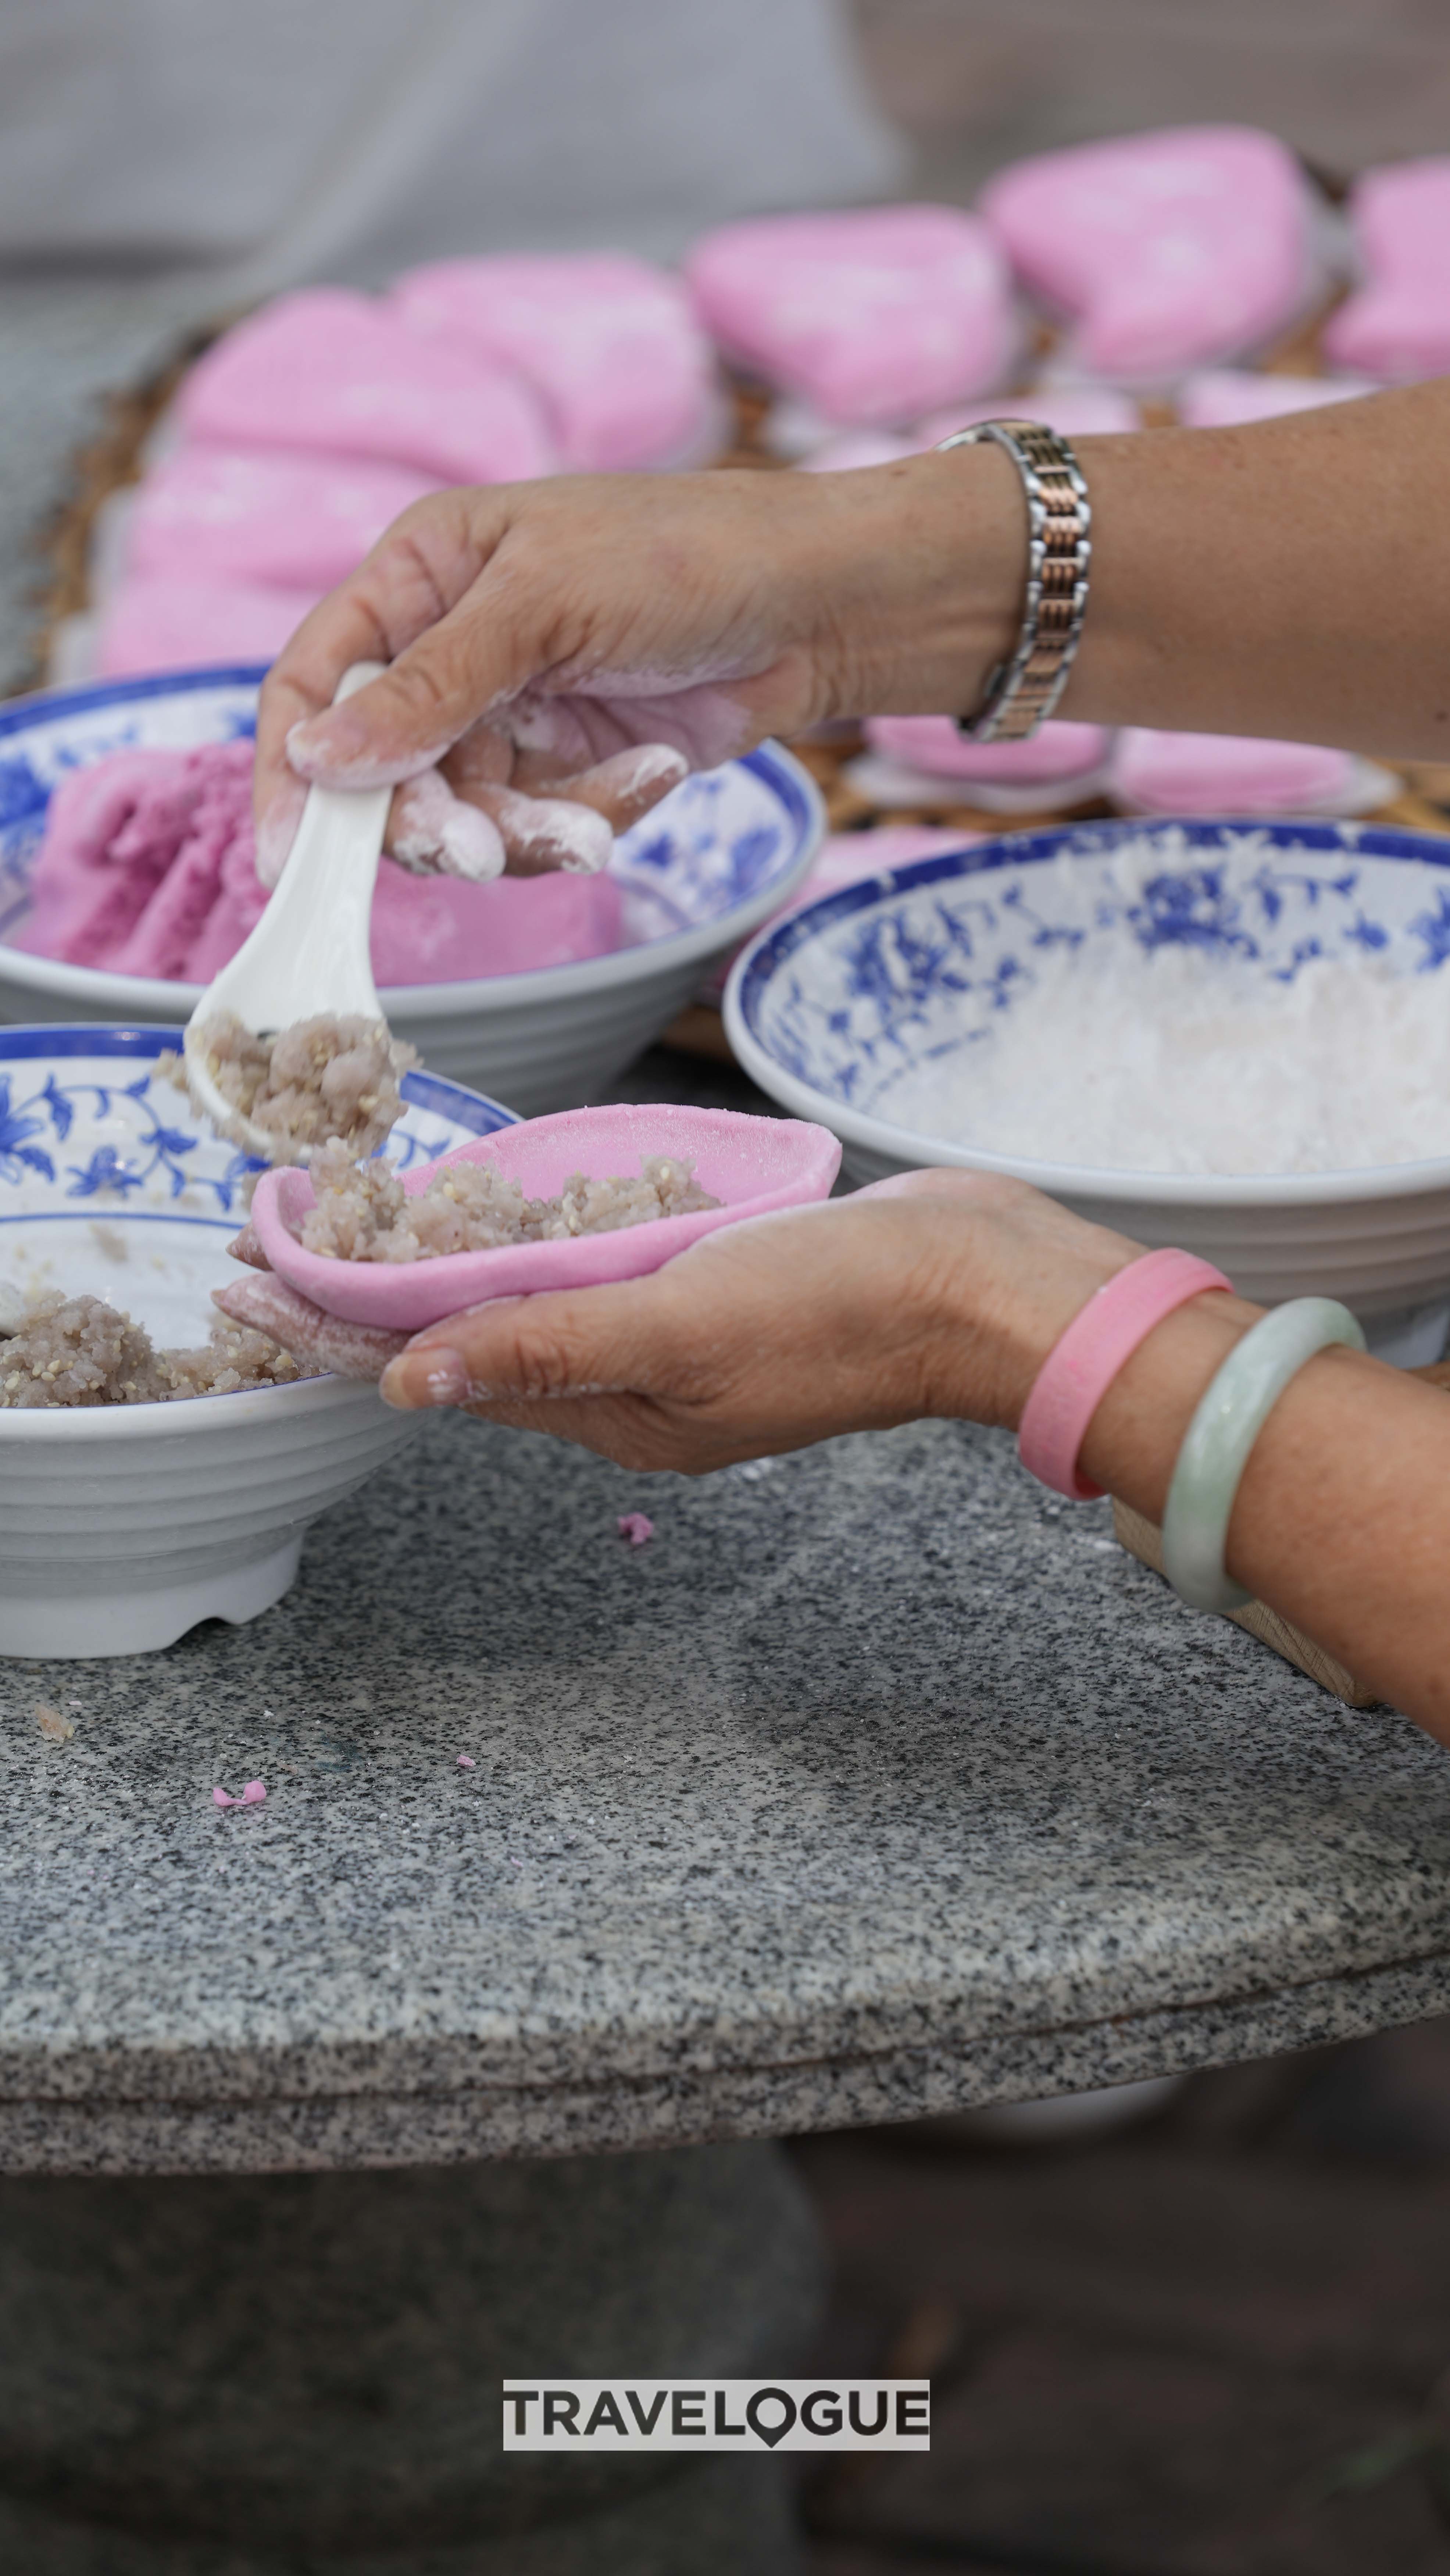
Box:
[456,1754,476,1769]
[214,1779,267,1809]
[618,1513,655,1546]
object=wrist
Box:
[875,1173,1142,1433]
[800,448,1028,722]
[1077,1292,1262,1518]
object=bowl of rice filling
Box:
[0,1024,513,1658]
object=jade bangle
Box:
[1161,1297,1366,1615]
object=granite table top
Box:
[3,1405,1450,2174]
[4,289,1450,2180]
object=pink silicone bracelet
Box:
[1017,1247,1234,1501]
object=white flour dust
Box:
[878,943,1450,1175]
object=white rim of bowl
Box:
[0,1366,389,1440]
[0,1021,513,1437]
[723,822,1450,1209]
[0,672,824,1014]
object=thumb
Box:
[381,1273,685,1413]
[283,584,544,792]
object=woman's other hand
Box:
[216,1170,1136,1462]
[372,1170,1140,1471]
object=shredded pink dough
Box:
[618,1513,655,1545]
[15,743,627,985]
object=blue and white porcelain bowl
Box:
[0,1027,512,1659]
[0,667,823,1117]
[726,818,1450,1365]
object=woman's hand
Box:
[218,1171,1142,1470]
[252,456,1022,887]
[254,383,1450,885]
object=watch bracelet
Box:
[936,418,1092,744]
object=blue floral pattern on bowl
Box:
[735,819,1450,1124]
[0,1025,514,1359]
[0,666,809,966]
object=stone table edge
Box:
[1,1945,1446,2174]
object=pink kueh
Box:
[804,384,1139,474]
[685,205,1018,426]
[981,127,1318,383]
[866,715,1110,786]
[176,288,558,484]
[392,254,719,472]
[1176,370,1371,429]
[124,448,440,594]
[800,428,916,473]
[1109,729,1360,816]
[95,575,320,679]
[800,826,986,898]
[918,385,1140,441]
[1324,161,1450,380]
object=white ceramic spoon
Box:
[183,661,392,1156]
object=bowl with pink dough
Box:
[0,667,824,1118]
[250,1102,843,1332]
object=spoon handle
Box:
[240,663,391,1029]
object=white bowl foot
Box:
[0,1537,303,1661]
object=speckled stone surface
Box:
[3,1410,1450,2173]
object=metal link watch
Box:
[936,418,1092,744]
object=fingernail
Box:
[286,716,452,791]
[436,802,506,883]
[625,743,689,793]
[508,797,612,876]
[391,777,506,883]
[286,710,366,777]
[381,1347,470,1410]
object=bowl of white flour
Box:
[726,818,1450,1364]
